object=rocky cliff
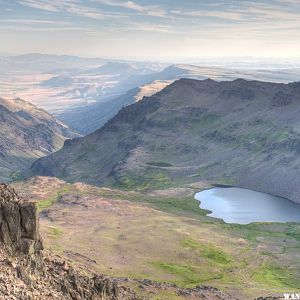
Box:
[0,184,43,255]
[28,78,300,203]
[0,184,138,299]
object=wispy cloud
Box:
[0,25,85,32]
[0,19,71,26]
[170,0,300,23]
[170,10,245,22]
[127,22,172,33]
[18,0,60,12]
[18,0,128,19]
[95,0,166,17]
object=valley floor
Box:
[12,177,300,300]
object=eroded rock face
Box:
[0,184,139,299]
[0,184,43,255]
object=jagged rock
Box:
[136,279,237,299]
[0,184,43,255]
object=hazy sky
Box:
[1,0,300,59]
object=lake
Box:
[194,187,300,224]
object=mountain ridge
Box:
[28,78,300,203]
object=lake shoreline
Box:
[195,187,300,225]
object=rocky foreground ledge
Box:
[0,184,139,299]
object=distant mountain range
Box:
[29,78,300,204]
[0,97,77,182]
[58,63,300,134]
[2,53,300,122]
[80,61,150,76]
[0,54,167,120]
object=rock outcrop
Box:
[0,184,43,255]
[0,184,139,299]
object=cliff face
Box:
[0,184,138,300]
[0,184,43,255]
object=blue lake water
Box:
[194,187,300,224]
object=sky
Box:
[1,0,300,59]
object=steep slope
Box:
[0,97,77,182]
[29,79,300,203]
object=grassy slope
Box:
[13,177,300,299]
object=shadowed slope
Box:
[0,97,78,182]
